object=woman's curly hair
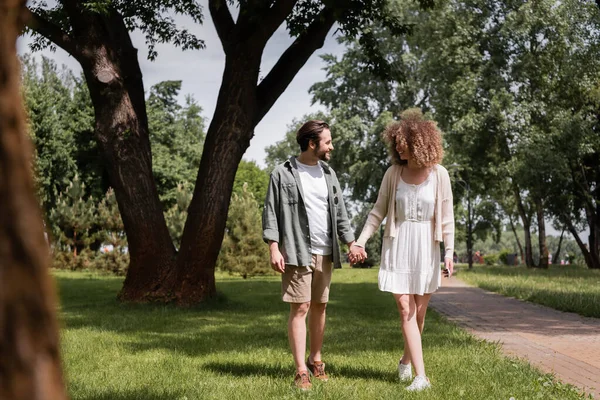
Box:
[382,108,444,167]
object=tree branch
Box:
[255,7,336,125]
[209,0,235,52]
[257,0,298,42]
[24,7,80,59]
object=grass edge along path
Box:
[457,264,600,318]
[54,268,590,400]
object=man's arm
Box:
[268,240,285,273]
[262,173,285,273]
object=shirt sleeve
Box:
[262,172,280,244]
[440,168,455,259]
[356,167,392,247]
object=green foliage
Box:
[22,55,104,211]
[96,188,129,275]
[233,160,269,206]
[164,183,192,249]
[26,0,205,60]
[301,0,600,269]
[147,81,206,207]
[498,249,512,266]
[48,175,97,255]
[217,184,272,279]
[351,204,381,268]
[483,253,499,266]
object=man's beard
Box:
[314,148,330,161]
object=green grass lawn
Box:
[458,264,600,318]
[54,268,589,400]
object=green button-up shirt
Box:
[262,157,355,269]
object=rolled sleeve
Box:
[262,173,280,244]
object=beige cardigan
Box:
[356,164,455,259]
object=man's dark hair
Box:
[296,120,330,152]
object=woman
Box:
[350,109,455,391]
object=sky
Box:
[17,2,344,168]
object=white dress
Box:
[378,170,441,295]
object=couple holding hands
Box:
[262,109,455,391]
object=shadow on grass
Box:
[56,274,477,357]
[202,361,396,382]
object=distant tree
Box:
[217,184,271,279]
[48,175,97,257]
[95,188,129,275]
[0,0,66,396]
[164,183,193,249]
[147,80,205,207]
[233,160,269,206]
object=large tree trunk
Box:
[553,227,565,265]
[535,198,549,269]
[514,185,534,266]
[0,1,67,397]
[168,48,262,305]
[566,220,600,269]
[70,8,177,300]
[508,213,524,265]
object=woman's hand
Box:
[349,244,367,265]
[443,257,454,278]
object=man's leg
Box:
[289,302,311,373]
[308,301,327,363]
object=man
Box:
[262,120,355,390]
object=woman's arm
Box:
[355,167,393,247]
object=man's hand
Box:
[443,257,454,278]
[348,243,367,265]
[269,241,285,273]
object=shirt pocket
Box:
[282,182,298,205]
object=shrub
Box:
[483,253,499,265]
[498,249,512,265]
[217,183,273,278]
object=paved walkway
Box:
[429,275,600,398]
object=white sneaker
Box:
[406,375,431,391]
[397,359,412,381]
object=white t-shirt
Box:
[296,160,332,255]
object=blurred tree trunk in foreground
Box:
[0,0,67,398]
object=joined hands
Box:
[348,243,367,265]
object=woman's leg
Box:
[415,293,432,333]
[400,293,432,364]
[394,294,426,376]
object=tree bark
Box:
[553,228,565,265]
[535,198,549,269]
[508,214,524,265]
[514,185,534,267]
[0,1,67,397]
[565,219,600,269]
[169,46,262,304]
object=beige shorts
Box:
[282,254,333,303]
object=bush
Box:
[217,183,273,278]
[51,249,129,275]
[498,249,512,265]
[483,253,500,265]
